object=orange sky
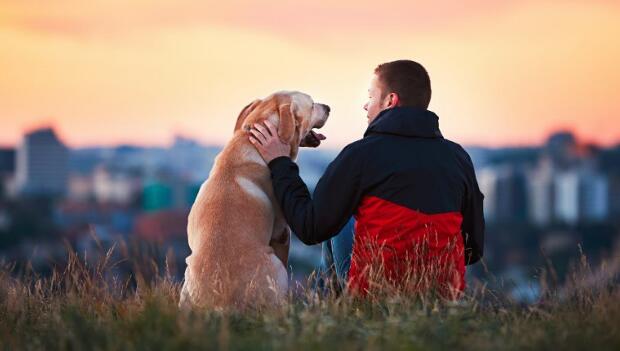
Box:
[1,0,619,148]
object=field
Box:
[1,243,619,351]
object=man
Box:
[249,60,485,298]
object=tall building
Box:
[545,131,578,169]
[478,165,528,223]
[553,169,609,225]
[0,148,15,175]
[477,167,498,221]
[527,160,555,226]
[554,171,580,225]
[496,167,528,222]
[15,128,69,196]
[609,175,620,221]
[579,170,608,222]
[0,148,15,199]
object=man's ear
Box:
[278,103,297,143]
[386,92,400,108]
[234,99,261,132]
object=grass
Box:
[0,241,619,351]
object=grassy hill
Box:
[1,245,619,351]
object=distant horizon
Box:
[0,125,617,151]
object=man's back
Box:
[341,106,485,295]
[268,106,484,296]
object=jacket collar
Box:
[364,107,443,139]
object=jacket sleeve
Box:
[459,150,485,265]
[267,144,364,245]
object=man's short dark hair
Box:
[374,60,432,109]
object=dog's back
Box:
[179,135,288,310]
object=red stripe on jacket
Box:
[348,195,465,298]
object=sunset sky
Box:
[1,0,619,149]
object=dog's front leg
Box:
[269,227,290,268]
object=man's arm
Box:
[460,151,485,265]
[249,120,364,245]
[268,144,364,245]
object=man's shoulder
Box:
[326,138,372,168]
[443,138,473,162]
[442,138,465,152]
[339,138,372,155]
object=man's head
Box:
[364,60,432,124]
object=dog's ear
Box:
[277,103,297,144]
[235,99,261,132]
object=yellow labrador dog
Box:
[179,91,330,310]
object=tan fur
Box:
[179,91,330,310]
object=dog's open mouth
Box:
[300,121,326,147]
[300,130,321,147]
[300,106,329,147]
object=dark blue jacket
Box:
[268,106,485,265]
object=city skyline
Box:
[1,1,619,148]
[1,125,618,151]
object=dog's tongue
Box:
[300,130,317,147]
[300,130,326,147]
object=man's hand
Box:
[300,130,327,148]
[248,120,291,163]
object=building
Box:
[554,171,580,225]
[609,175,620,222]
[553,169,609,225]
[578,170,608,222]
[496,167,528,222]
[478,165,528,223]
[545,131,578,169]
[14,128,69,197]
[67,174,94,203]
[0,148,15,175]
[142,173,200,212]
[477,167,498,222]
[134,209,189,242]
[92,165,142,205]
[0,148,15,199]
[527,160,555,226]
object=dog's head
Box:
[235,91,330,159]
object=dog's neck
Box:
[228,132,297,168]
[240,143,268,167]
[226,134,269,167]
